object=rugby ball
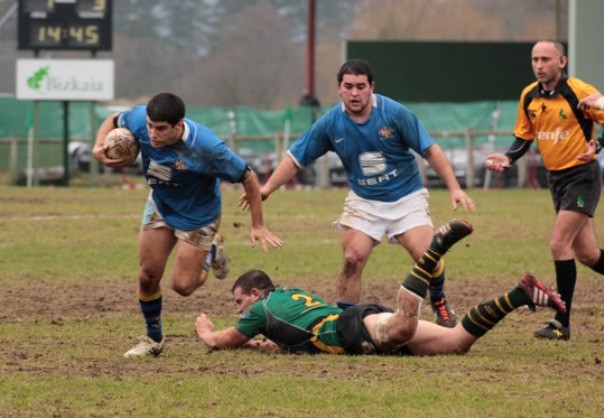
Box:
[104,128,140,165]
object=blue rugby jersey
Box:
[118,106,247,230]
[289,94,434,202]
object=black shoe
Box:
[534,319,570,341]
[433,219,473,251]
[431,297,457,327]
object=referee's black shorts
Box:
[548,160,601,216]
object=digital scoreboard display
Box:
[18,0,112,51]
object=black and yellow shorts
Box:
[336,304,412,356]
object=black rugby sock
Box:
[554,259,576,328]
[140,291,163,343]
[589,249,604,274]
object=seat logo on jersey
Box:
[536,127,570,144]
[147,160,172,181]
[378,126,394,139]
[359,152,386,175]
[356,151,398,186]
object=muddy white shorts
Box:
[141,193,220,251]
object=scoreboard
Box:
[18,0,112,51]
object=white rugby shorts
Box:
[334,188,433,243]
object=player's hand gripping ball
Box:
[104,128,140,165]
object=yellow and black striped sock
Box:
[139,289,163,343]
[461,287,528,338]
[402,245,444,299]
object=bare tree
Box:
[186,3,303,108]
[111,33,200,103]
[116,0,223,57]
[1,0,569,105]
[348,0,567,41]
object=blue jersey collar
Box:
[181,120,192,143]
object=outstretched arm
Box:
[485,137,532,172]
[240,168,284,252]
[425,144,476,213]
[261,154,300,197]
[195,314,251,349]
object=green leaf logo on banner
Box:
[27,66,50,90]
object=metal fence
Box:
[0,127,550,190]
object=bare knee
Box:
[138,268,161,295]
[388,318,418,345]
[549,238,571,259]
[374,312,418,349]
[171,280,196,297]
[575,250,601,267]
[342,251,368,275]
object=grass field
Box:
[0,184,602,417]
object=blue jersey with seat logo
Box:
[289,94,433,202]
[119,106,247,230]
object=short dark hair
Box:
[536,39,566,57]
[337,59,374,84]
[231,270,276,295]
[146,92,185,125]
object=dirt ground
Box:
[2,273,601,319]
[1,273,602,378]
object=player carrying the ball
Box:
[93,92,283,358]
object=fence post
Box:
[274,132,283,162]
[89,102,99,187]
[9,137,18,185]
[227,109,238,152]
[29,101,40,186]
[465,128,475,189]
[517,155,527,188]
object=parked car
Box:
[423,147,547,189]
[423,148,491,188]
[239,149,347,187]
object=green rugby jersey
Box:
[234,287,345,353]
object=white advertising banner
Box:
[16,59,114,101]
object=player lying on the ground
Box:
[195,220,566,355]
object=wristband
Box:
[595,96,604,110]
